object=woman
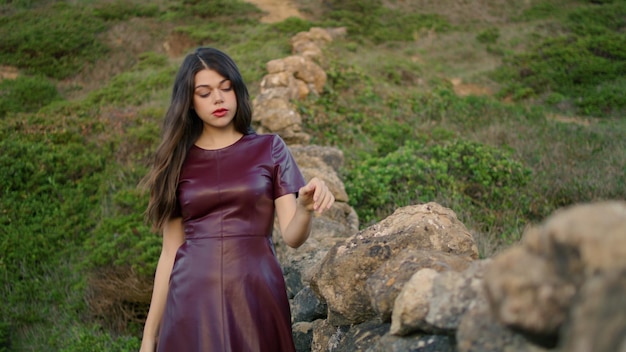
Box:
[140,47,334,352]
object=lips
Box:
[213,108,228,117]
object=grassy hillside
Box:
[1,0,624,350]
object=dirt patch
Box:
[244,0,305,23]
[59,17,172,100]
[547,113,592,127]
[0,65,18,80]
[451,78,494,97]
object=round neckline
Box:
[192,133,249,151]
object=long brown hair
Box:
[142,47,253,230]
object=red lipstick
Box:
[213,108,228,117]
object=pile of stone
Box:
[261,27,626,352]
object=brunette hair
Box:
[143,47,253,230]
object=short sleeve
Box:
[271,135,306,199]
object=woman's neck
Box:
[195,128,244,150]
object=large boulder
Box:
[484,201,626,347]
[559,268,626,352]
[311,203,479,324]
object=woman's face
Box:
[192,68,238,133]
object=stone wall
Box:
[261,28,626,352]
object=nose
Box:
[214,89,224,103]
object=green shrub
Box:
[0,130,107,331]
[517,2,559,21]
[567,1,626,35]
[175,0,261,20]
[0,0,47,9]
[0,321,9,352]
[86,65,177,106]
[93,1,160,21]
[494,33,626,116]
[135,52,170,71]
[269,17,314,36]
[345,140,532,227]
[57,325,140,352]
[493,1,626,116]
[172,23,234,45]
[0,75,63,117]
[476,27,500,44]
[83,188,159,279]
[323,5,451,43]
[0,3,108,79]
[322,0,382,13]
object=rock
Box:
[367,250,472,322]
[367,333,456,352]
[425,259,491,332]
[291,150,349,203]
[256,72,301,102]
[331,320,390,352]
[290,145,345,174]
[292,286,328,323]
[456,303,548,352]
[484,201,626,347]
[311,203,478,324]
[523,200,626,275]
[291,27,332,49]
[266,55,327,94]
[253,98,300,131]
[391,259,490,336]
[484,245,574,343]
[390,268,439,336]
[293,321,315,352]
[311,319,349,352]
[559,269,626,352]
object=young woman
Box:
[139,47,334,352]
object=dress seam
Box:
[217,149,226,349]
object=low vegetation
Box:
[1,0,624,349]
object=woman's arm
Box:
[275,177,335,248]
[140,217,185,352]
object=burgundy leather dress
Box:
[157,134,305,352]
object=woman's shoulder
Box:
[246,133,284,146]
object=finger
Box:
[300,182,315,196]
[313,180,326,206]
[314,187,331,212]
[318,192,335,213]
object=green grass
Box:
[1,0,625,350]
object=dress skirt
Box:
[158,235,295,352]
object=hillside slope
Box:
[0,0,624,350]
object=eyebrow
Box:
[195,78,230,89]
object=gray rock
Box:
[292,286,328,323]
[293,321,315,352]
[367,333,456,352]
[311,319,349,352]
[331,320,390,352]
[456,303,548,352]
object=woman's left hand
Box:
[297,177,335,214]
